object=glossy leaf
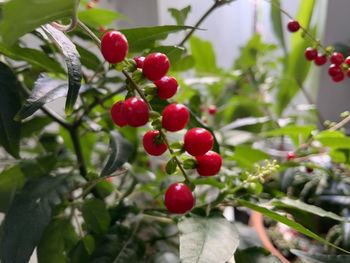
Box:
[270,0,286,53]
[166,157,177,175]
[81,198,111,235]
[78,8,122,27]
[178,217,239,263]
[75,43,101,70]
[168,6,192,26]
[190,36,219,73]
[235,247,280,263]
[291,249,350,263]
[0,62,22,158]
[232,145,270,170]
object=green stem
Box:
[77,20,101,47]
[69,127,87,178]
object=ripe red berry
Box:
[101,31,128,64]
[164,183,195,214]
[330,52,344,65]
[304,47,318,61]
[287,152,296,160]
[143,130,167,156]
[332,72,345,83]
[287,20,300,32]
[162,103,189,132]
[345,56,350,66]
[208,105,217,115]
[142,53,170,81]
[111,101,128,127]
[124,97,149,127]
[347,68,350,78]
[154,76,178,100]
[196,151,222,176]
[133,56,145,69]
[328,64,342,77]
[314,54,327,66]
[184,128,213,156]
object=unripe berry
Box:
[101,31,128,64]
[124,97,149,127]
[154,76,178,100]
[332,72,345,83]
[162,103,189,132]
[143,130,167,156]
[287,20,300,32]
[208,105,217,115]
[142,53,170,81]
[330,52,344,65]
[164,183,195,214]
[184,128,213,156]
[328,64,342,77]
[196,151,222,176]
[314,54,327,66]
[111,101,128,127]
[287,152,296,160]
[133,56,145,69]
[304,47,318,61]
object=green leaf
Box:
[237,199,350,254]
[272,197,344,222]
[75,43,101,70]
[69,235,95,263]
[37,219,79,263]
[192,177,225,189]
[0,62,22,158]
[120,25,195,52]
[291,249,350,263]
[178,217,239,263]
[42,24,82,115]
[101,131,133,177]
[21,117,51,138]
[0,0,75,45]
[235,247,281,263]
[190,36,219,73]
[263,125,315,146]
[168,6,192,25]
[81,198,111,235]
[0,176,71,263]
[270,0,286,53]
[78,8,122,27]
[166,157,177,175]
[232,145,270,170]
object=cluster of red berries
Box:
[101,30,222,214]
[287,20,349,83]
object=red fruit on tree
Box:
[287,152,296,160]
[332,72,345,83]
[162,103,189,132]
[110,101,128,127]
[164,183,195,214]
[287,20,300,32]
[184,128,213,156]
[345,56,350,66]
[142,53,170,81]
[314,54,327,66]
[154,76,178,99]
[133,56,145,69]
[196,151,222,176]
[208,105,217,115]
[330,52,344,65]
[143,130,167,156]
[347,68,350,78]
[124,97,149,127]
[304,47,318,61]
[101,31,128,64]
[328,64,342,77]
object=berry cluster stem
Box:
[77,20,102,47]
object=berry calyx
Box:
[164,183,195,214]
[332,72,345,83]
[328,64,342,77]
[134,56,145,69]
[162,103,189,132]
[184,128,213,156]
[304,47,318,61]
[330,52,344,65]
[143,130,167,156]
[196,151,222,176]
[101,31,128,64]
[124,97,149,127]
[208,105,217,115]
[142,53,170,81]
[314,54,327,66]
[154,76,178,100]
[111,101,128,127]
[287,152,296,161]
[287,20,300,32]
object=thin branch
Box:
[329,114,350,131]
[69,127,88,178]
[77,20,101,47]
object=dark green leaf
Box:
[82,198,111,235]
[21,117,51,138]
[291,249,350,263]
[70,235,95,263]
[101,131,133,177]
[270,0,286,53]
[192,177,225,189]
[78,8,122,27]
[0,62,22,158]
[235,247,281,263]
[42,24,82,115]
[0,176,70,263]
[168,6,191,25]
[190,36,219,73]
[75,43,101,70]
[178,217,239,263]
[0,0,75,45]
[166,157,177,175]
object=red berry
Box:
[86,2,94,9]
[162,103,189,132]
[184,128,213,156]
[124,97,149,127]
[314,54,327,66]
[347,68,350,78]
[287,152,296,160]
[345,56,350,66]
[304,47,318,61]
[328,64,342,77]
[154,76,178,100]
[143,130,167,156]
[196,151,222,176]
[330,52,344,65]
[164,183,195,214]
[142,53,170,81]
[332,72,345,83]
[101,31,128,64]
[287,20,300,32]
[133,56,145,69]
[208,105,217,115]
[111,101,128,127]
